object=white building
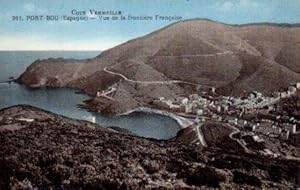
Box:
[253,135,264,143]
[185,104,193,113]
[181,98,189,105]
[288,86,297,94]
[217,106,221,113]
[211,87,216,94]
[280,92,287,98]
[223,105,229,112]
[158,97,165,101]
[196,109,204,115]
[292,124,297,134]
[296,82,300,90]
[234,118,238,125]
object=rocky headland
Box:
[17,19,300,115]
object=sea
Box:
[0,51,181,140]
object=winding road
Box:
[97,86,117,101]
[226,124,252,154]
[103,67,212,88]
[101,33,251,88]
[148,50,233,58]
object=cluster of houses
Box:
[154,82,300,143]
[278,82,300,98]
[155,94,232,117]
[233,91,274,110]
[232,82,300,110]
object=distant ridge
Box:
[106,18,300,57]
[165,18,300,28]
[238,22,300,27]
[18,18,300,106]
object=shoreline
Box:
[0,81,186,139]
[119,106,194,129]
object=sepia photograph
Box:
[0,0,300,189]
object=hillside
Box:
[17,19,300,113]
[1,105,299,189]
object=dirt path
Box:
[71,63,84,80]
[152,50,233,58]
[196,124,208,147]
[103,67,212,88]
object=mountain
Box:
[18,19,300,113]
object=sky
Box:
[0,0,300,50]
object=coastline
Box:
[118,106,194,129]
[2,17,300,188]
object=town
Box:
[152,82,300,153]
